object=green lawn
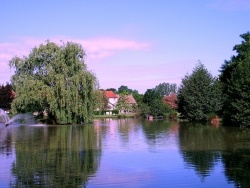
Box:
[94,113,136,119]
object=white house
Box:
[104,91,119,111]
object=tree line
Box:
[102,83,177,118]
[1,32,250,127]
[177,32,250,127]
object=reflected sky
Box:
[88,119,234,187]
[0,120,246,187]
[0,155,15,187]
[0,126,15,188]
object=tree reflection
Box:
[178,122,224,179]
[220,128,250,188]
[0,128,13,156]
[117,118,140,143]
[11,125,101,187]
[222,149,250,188]
[141,120,179,147]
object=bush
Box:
[168,111,178,120]
[112,110,119,114]
[118,114,126,118]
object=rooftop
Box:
[104,91,118,98]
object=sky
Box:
[0,0,250,93]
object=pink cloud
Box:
[1,36,150,61]
[43,36,151,61]
[87,51,114,60]
[0,54,12,60]
[82,37,150,51]
[81,37,150,62]
[0,36,151,85]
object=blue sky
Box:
[0,0,249,93]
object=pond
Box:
[0,118,250,187]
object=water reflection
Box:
[0,120,250,187]
[179,122,223,179]
[221,128,250,188]
[3,125,102,187]
[0,128,13,156]
[141,120,179,148]
[179,122,250,187]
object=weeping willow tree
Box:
[9,41,98,124]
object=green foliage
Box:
[117,114,127,118]
[177,62,223,121]
[137,102,150,117]
[141,89,171,117]
[94,110,119,115]
[94,90,108,114]
[112,110,119,114]
[116,93,132,113]
[154,82,177,96]
[9,41,97,124]
[143,89,161,105]
[132,90,143,104]
[223,58,250,126]
[0,83,15,110]
[117,85,133,94]
[149,99,171,117]
[220,32,250,127]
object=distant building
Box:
[116,94,137,113]
[125,94,137,105]
[103,91,137,113]
[163,92,177,109]
[104,90,119,110]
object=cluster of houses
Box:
[100,90,177,115]
[102,90,137,114]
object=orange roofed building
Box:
[163,92,177,109]
[103,91,137,113]
[116,94,137,105]
[104,91,119,110]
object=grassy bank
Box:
[94,113,136,119]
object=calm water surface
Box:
[0,118,250,187]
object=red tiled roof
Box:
[116,94,137,104]
[126,94,136,104]
[104,91,118,98]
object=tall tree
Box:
[0,83,15,110]
[141,89,170,117]
[130,89,142,104]
[118,85,132,94]
[219,32,250,127]
[94,90,109,114]
[149,99,171,117]
[9,41,97,124]
[142,89,161,105]
[177,63,222,121]
[154,82,177,96]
